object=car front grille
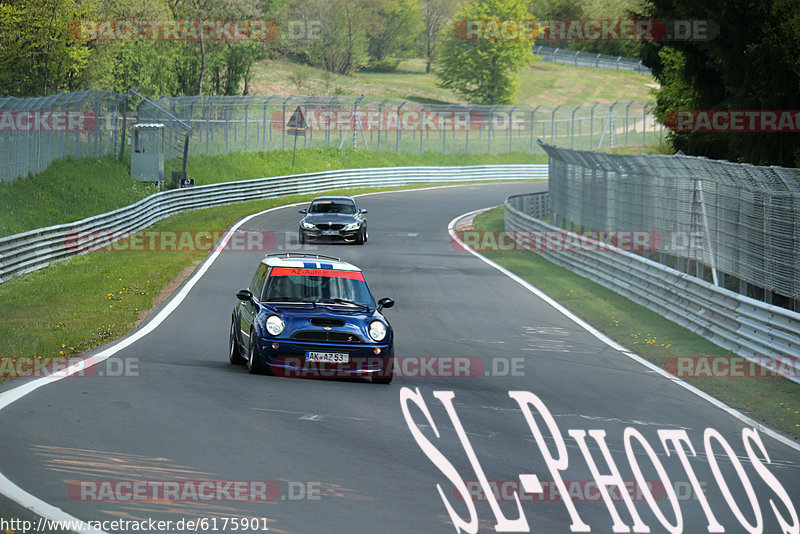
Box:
[315,223,345,230]
[291,330,364,343]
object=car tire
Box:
[363,225,368,243]
[298,232,305,244]
[229,318,244,365]
[247,331,268,374]
[372,374,392,384]
[355,228,365,245]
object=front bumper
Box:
[300,228,361,242]
[255,337,393,379]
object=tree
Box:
[367,0,424,63]
[0,0,92,96]
[436,0,534,104]
[420,0,459,73]
[638,0,800,166]
[306,0,377,74]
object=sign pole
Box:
[292,132,298,167]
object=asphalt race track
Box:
[1,182,798,534]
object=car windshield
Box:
[308,200,356,214]
[263,270,374,307]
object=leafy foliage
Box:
[639,0,800,166]
[435,0,535,104]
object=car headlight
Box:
[265,315,285,336]
[368,320,387,342]
[343,222,360,230]
[301,221,315,229]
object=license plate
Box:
[321,230,339,236]
[306,351,349,363]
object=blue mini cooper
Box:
[229,253,395,383]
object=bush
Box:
[361,58,401,72]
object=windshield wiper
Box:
[316,298,369,309]
[267,297,317,305]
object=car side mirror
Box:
[298,209,307,214]
[360,209,368,214]
[377,297,394,312]
[236,289,253,301]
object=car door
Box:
[240,263,269,352]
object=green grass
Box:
[0,158,159,237]
[0,148,545,238]
[0,181,546,384]
[470,207,800,439]
[250,57,656,107]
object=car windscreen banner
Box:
[268,267,365,281]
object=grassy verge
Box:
[471,207,800,439]
[250,57,655,107]
[0,181,544,384]
[0,148,545,238]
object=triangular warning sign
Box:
[286,106,307,129]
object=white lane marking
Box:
[448,208,800,454]
[299,414,323,421]
[0,182,527,531]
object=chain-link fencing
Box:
[539,142,800,310]
[0,90,126,182]
[0,90,663,183]
[134,95,663,159]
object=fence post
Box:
[377,99,388,151]
[529,106,539,152]
[508,106,517,152]
[396,102,405,153]
[589,103,598,149]
[570,105,580,149]
[550,105,561,145]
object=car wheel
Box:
[247,331,267,374]
[355,228,365,245]
[229,318,244,365]
[298,232,305,244]
[363,225,368,243]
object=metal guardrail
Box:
[540,142,800,306]
[0,165,546,284]
[533,46,652,76]
[505,192,800,383]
